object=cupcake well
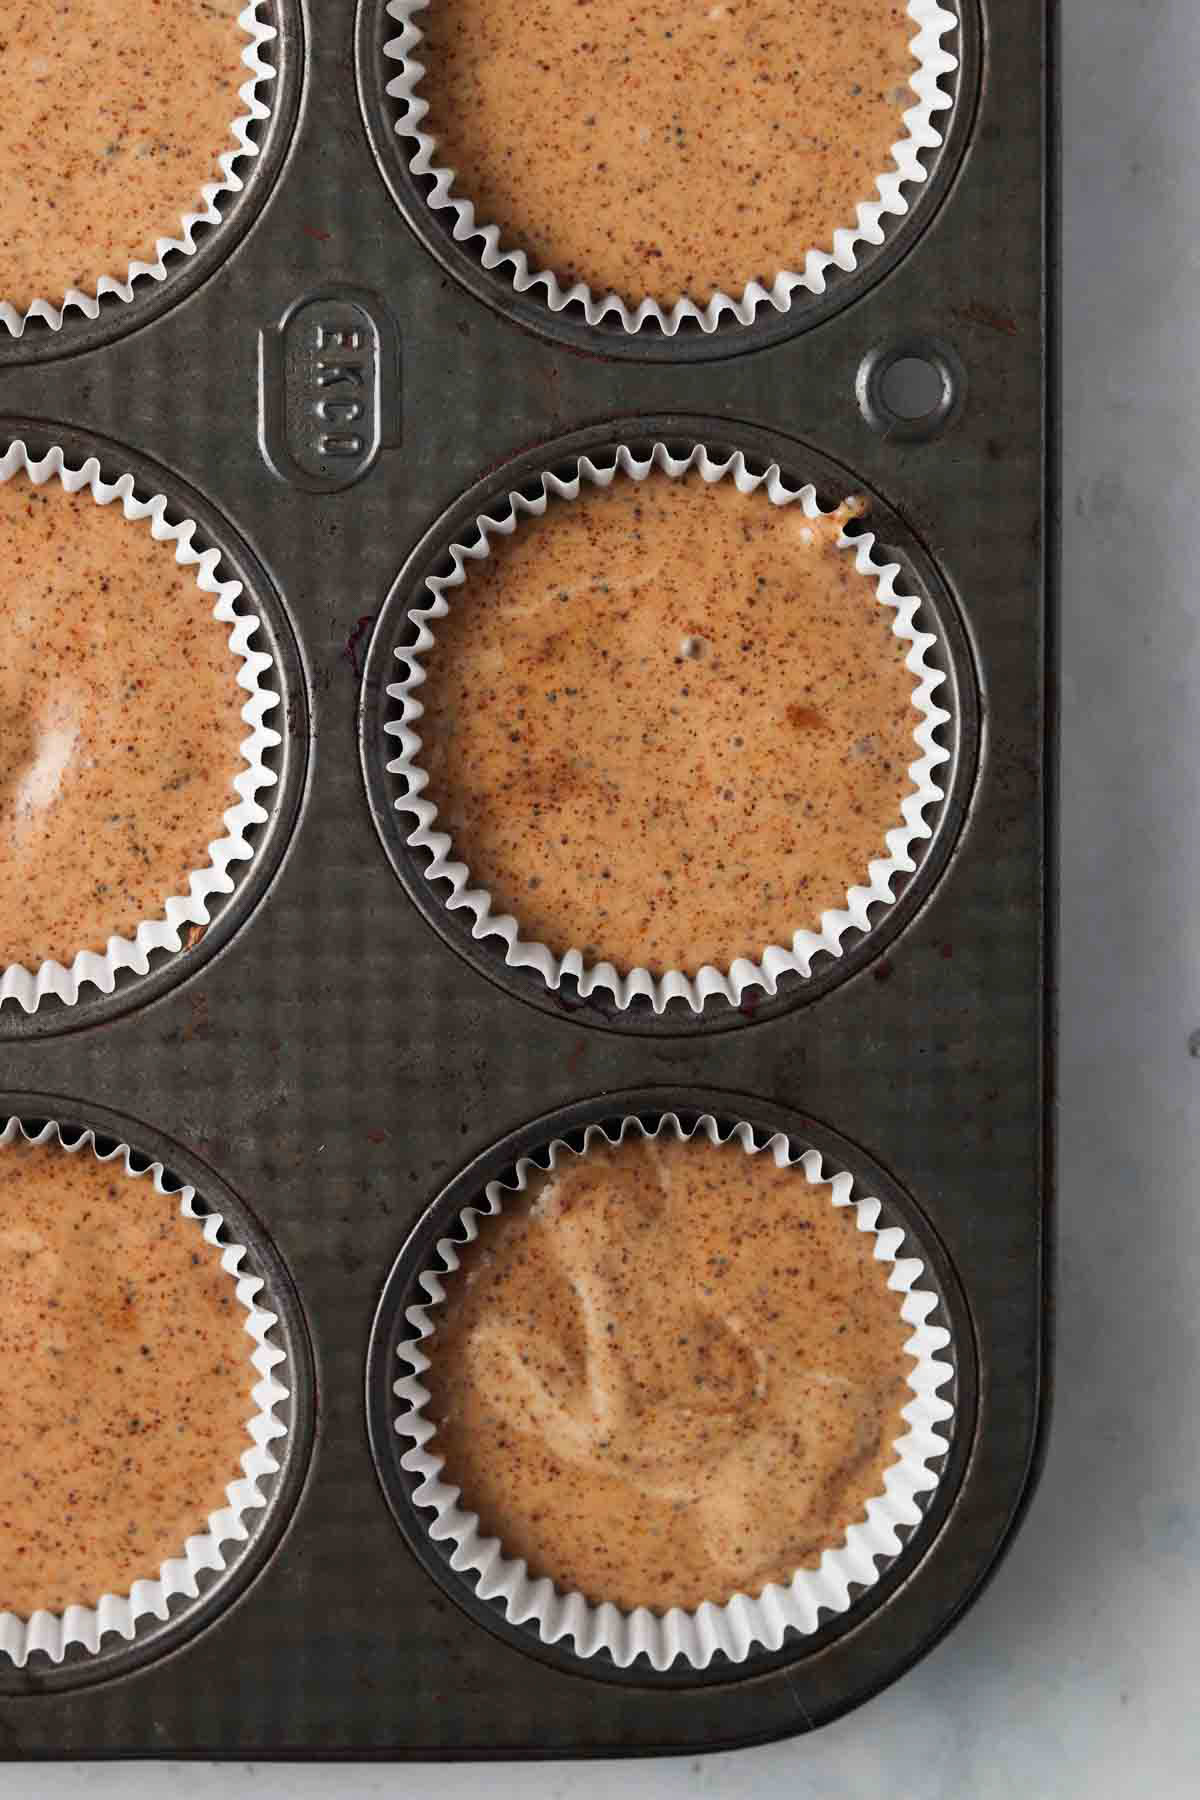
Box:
[0,439,282,1015]
[382,0,960,336]
[391,1110,956,1672]
[0,2,278,339]
[0,1117,290,1670]
[384,440,952,1014]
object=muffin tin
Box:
[0,0,1054,1759]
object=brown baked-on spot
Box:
[786,704,829,732]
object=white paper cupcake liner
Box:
[393,1111,956,1672]
[0,439,282,1015]
[0,1117,290,1669]
[385,441,952,1015]
[383,0,959,335]
[0,3,277,338]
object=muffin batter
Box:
[0,1,250,312]
[0,475,248,973]
[425,1132,913,1612]
[0,1138,253,1618]
[418,0,920,306]
[417,473,920,976]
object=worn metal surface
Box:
[0,0,1053,1757]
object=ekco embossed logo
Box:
[258,289,401,491]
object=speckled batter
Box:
[0,1138,254,1617]
[0,474,247,972]
[417,0,920,307]
[0,1,251,312]
[416,474,920,976]
[425,1133,912,1613]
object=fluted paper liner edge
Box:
[0,3,277,338]
[385,440,952,1014]
[0,439,282,1014]
[392,1112,956,1672]
[0,1117,290,1668]
[383,0,959,335]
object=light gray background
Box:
[10,1,1192,1793]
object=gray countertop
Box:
[14,1,1195,1793]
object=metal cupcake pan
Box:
[0,0,1052,1759]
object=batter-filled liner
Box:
[0,440,281,1015]
[382,0,959,335]
[393,1111,955,1671]
[385,441,952,1014]
[0,2,277,337]
[0,1117,289,1669]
